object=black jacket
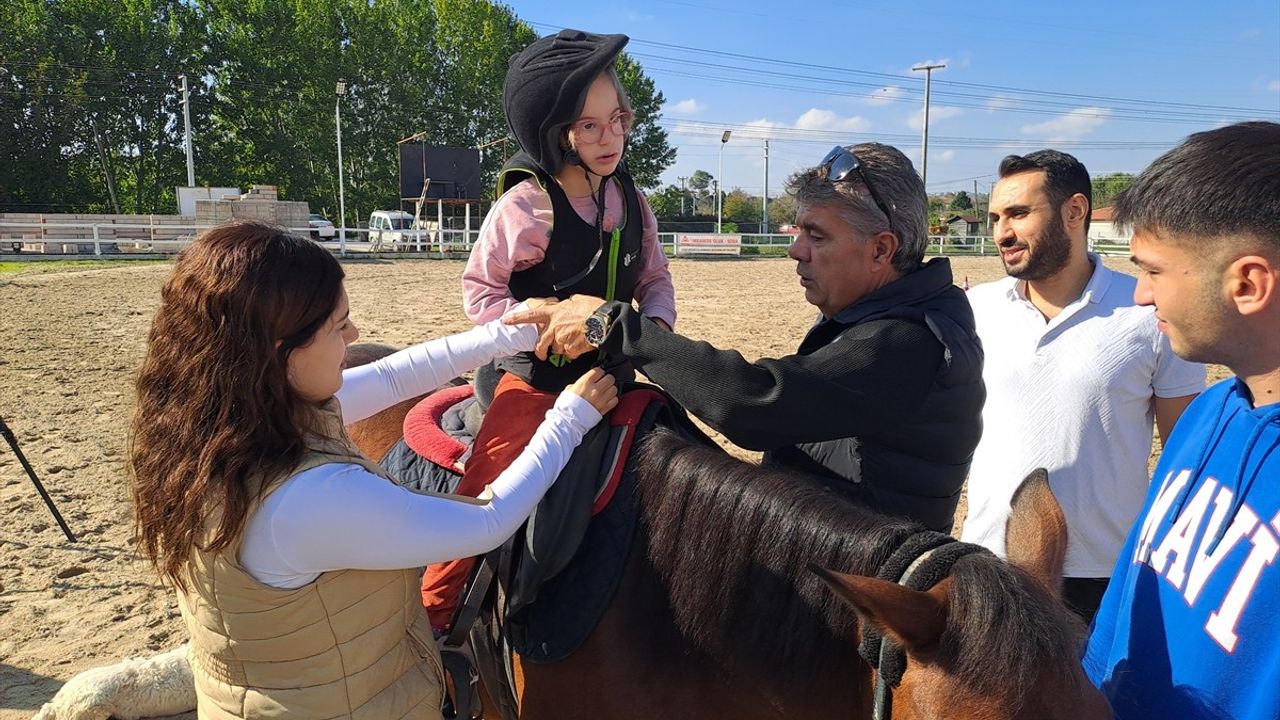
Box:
[598,257,984,532]
[496,152,644,391]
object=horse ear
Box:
[810,565,948,655]
[1004,468,1067,595]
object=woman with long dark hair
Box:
[130,221,615,718]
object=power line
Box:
[661,117,1179,149]
[636,59,1271,125]
[620,37,1277,116]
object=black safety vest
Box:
[766,259,985,534]
[496,154,644,391]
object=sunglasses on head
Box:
[819,145,896,235]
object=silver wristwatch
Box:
[584,307,612,348]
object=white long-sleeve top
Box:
[239,314,602,589]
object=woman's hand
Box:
[569,367,618,415]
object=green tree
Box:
[767,193,797,227]
[1092,172,1135,209]
[1,0,207,214]
[432,0,535,196]
[0,0,91,212]
[950,190,972,210]
[687,169,713,213]
[200,0,447,224]
[646,184,686,218]
[615,53,674,190]
[0,0,674,219]
[722,188,760,225]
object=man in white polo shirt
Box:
[960,149,1205,623]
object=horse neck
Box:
[521,529,871,720]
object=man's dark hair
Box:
[998,149,1093,232]
[1113,121,1280,252]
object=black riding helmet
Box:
[503,29,629,177]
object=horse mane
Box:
[634,429,1085,707]
[634,429,915,688]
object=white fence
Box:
[0,220,484,258]
[923,235,1131,257]
[0,223,1133,260]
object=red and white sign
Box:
[675,233,742,256]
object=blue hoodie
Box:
[1085,379,1280,720]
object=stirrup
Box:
[439,644,482,719]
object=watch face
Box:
[585,314,606,347]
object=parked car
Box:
[367,210,426,249]
[308,213,336,239]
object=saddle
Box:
[381,376,713,718]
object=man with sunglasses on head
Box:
[959,150,1203,623]
[508,143,984,532]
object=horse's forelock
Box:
[942,555,1087,710]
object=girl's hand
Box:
[569,367,618,415]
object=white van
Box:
[366,210,426,249]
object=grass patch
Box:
[0,258,170,275]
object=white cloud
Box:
[729,118,787,140]
[985,95,1018,111]
[794,108,872,133]
[907,106,963,131]
[865,86,906,106]
[1269,80,1280,93]
[667,110,871,144]
[717,111,870,141]
[937,149,957,162]
[668,98,704,115]
[1020,107,1112,140]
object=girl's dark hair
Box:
[130,221,344,588]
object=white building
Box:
[1088,207,1133,248]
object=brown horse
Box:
[345,344,1113,720]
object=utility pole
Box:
[712,179,719,230]
[987,181,996,232]
[677,175,687,216]
[911,63,945,189]
[762,139,769,234]
[179,75,194,187]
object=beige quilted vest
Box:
[177,399,445,719]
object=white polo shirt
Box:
[960,257,1205,577]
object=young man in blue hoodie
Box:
[1084,121,1280,720]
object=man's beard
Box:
[1005,215,1072,281]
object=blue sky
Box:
[503,0,1280,201]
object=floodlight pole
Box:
[335,80,348,252]
[762,139,769,233]
[179,74,194,187]
[717,130,732,233]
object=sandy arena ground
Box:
[0,255,1226,717]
